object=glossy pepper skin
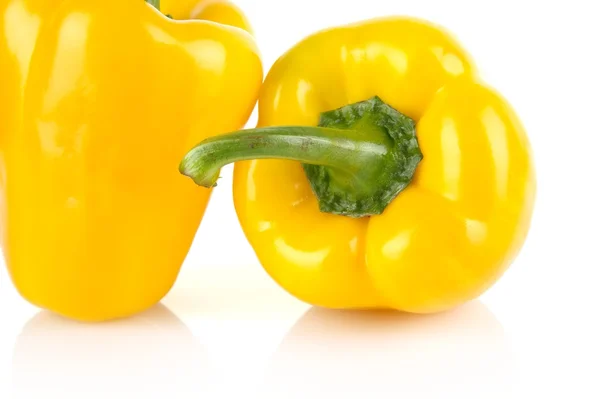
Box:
[0,0,262,321]
[183,17,536,314]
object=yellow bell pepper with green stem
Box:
[181,17,536,314]
[0,0,262,321]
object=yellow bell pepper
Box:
[181,17,536,314]
[0,0,262,321]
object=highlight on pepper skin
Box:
[180,16,536,314]
[0,0,262,321]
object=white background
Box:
[1,0,599,397]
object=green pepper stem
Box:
[180,97,422,217]
[180,126,388,187]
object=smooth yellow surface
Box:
[234,17,536,313]
[0,0,262,321]
[163,0,252,33]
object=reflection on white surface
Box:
[11,304,213,399]
[261,301,515,399]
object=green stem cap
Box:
[180,97,423,217]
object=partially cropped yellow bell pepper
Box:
[0,0,262,321]
[181,17,536,314]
